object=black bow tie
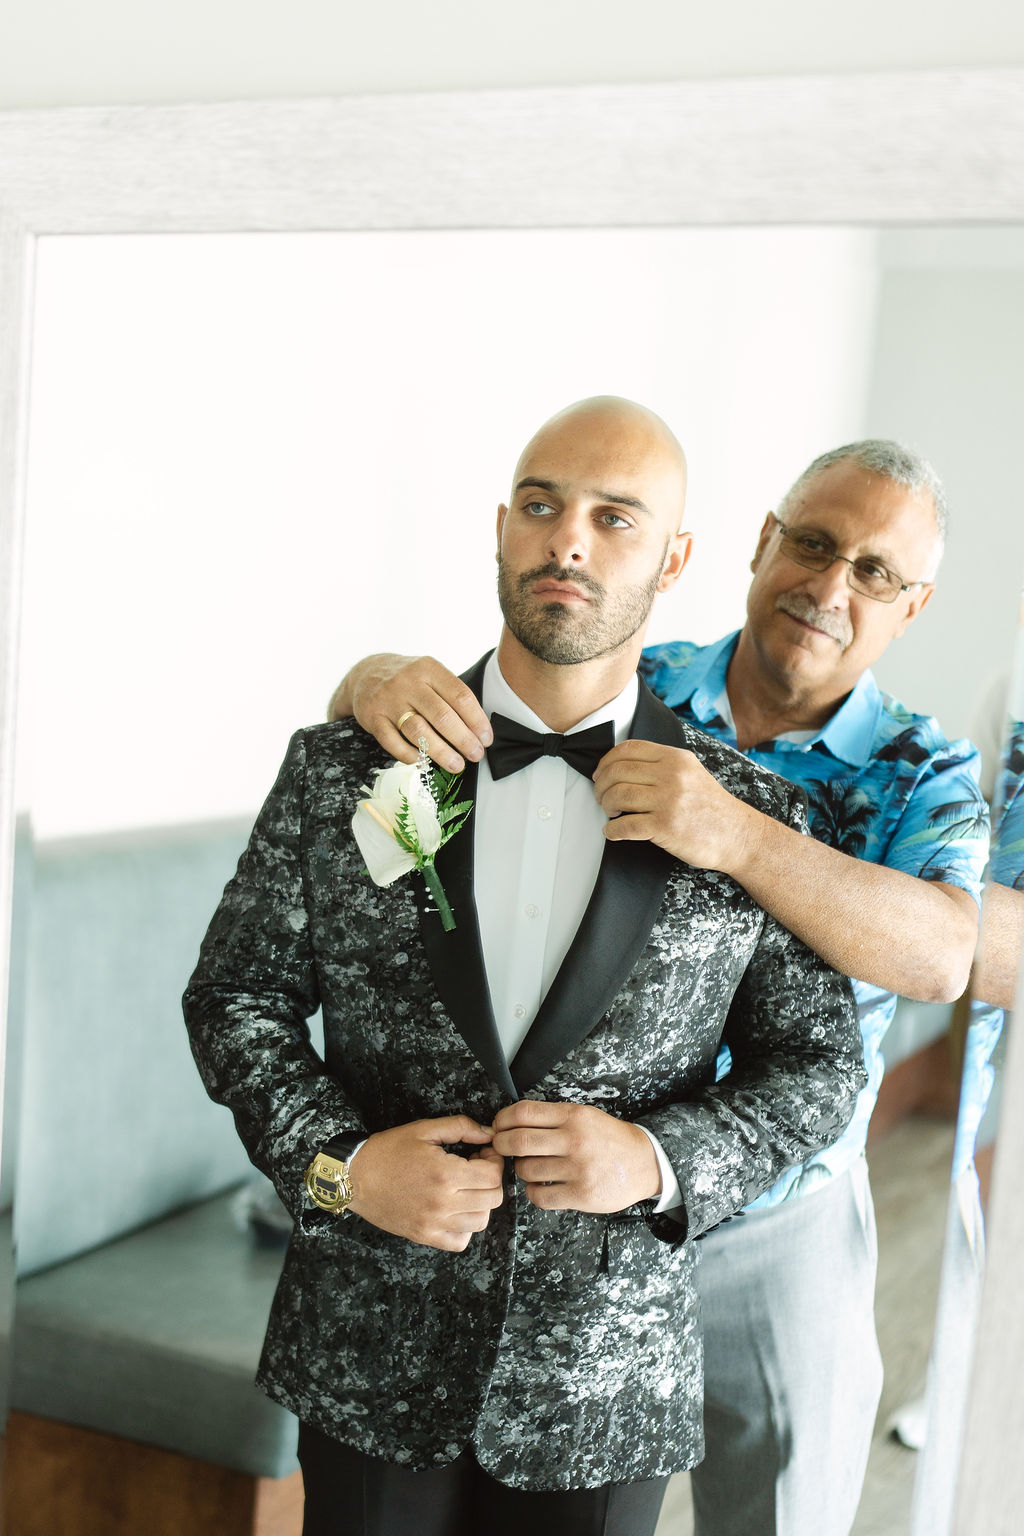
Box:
[485,713,615,782]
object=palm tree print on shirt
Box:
[915,798,992,876]
[993,730,1024,889]
[871,728,934,770]
[805,780,879,855]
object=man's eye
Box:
[854,560,890,582]
[795,533,830,555]
[600,512,630,528]
[524,501,555,516]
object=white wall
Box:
[1,0,1023,109]
[18,223,1024,837]
[15,226,878,837]
[865,231,1024,744]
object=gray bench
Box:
[2,821,304,1535]
[10,1191,295,1478]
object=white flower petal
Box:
[365,761,428,829]
[351,802,418,886]
[372,761,418,801]
[407,784,442,855]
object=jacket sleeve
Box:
[637,783,866,1241]
[182,728,368,1227]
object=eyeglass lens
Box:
[778,528,903,600]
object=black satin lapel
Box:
[509,838,674,1093]
[510,679,687,1093]
[630,674,695,751]
[413,654,516,1100]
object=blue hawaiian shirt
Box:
[640,631,990,1206]
[990,720,1024,892]
[953,717,1024,1177]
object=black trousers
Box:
[298,1421,670,1536]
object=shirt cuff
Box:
[636,1125,684,1214]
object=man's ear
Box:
[893,583,935,638]
[657,530,693,593]
[750,512,777,574]
[495,503,508,558]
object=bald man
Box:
[331,422,991,1536]
[185,398,862,1536]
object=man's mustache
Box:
[518,562,605,599]
[776,592,852,649]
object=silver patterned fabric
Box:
[183,670,864,1492]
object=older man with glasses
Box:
[328,440,989,1536]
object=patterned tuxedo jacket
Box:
[183,661,863,1491]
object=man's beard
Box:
[497,550,666,666]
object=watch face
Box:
[306,1155,353,1212]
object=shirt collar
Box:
[676,631,740,728]
[483,652,639,746]
[801,669,884,767]
[676,629,883,767]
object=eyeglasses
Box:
[773,518,926,604]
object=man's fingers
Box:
[452,1209,496,1236]
[422,1114,494,1146]
[423,1223,483,1253]
[595,739,673,770]
[492,1126,567,1158]
[597,784,659,819]
[388,709,467,774]
[427,675,492,752]
[454,1158,505,1192]
[390,670,491,771]
[429,1181,503,1215]
[592,761,663,797]
[420,1186,503,1249]
[592,744,698,797]
[602,812,658,843]
[523,1181,575,1210]
[459,1182,505,1211]
[364,716,422,767]
[435,1205,498,1248]
[512,1156,572,1185]
[492,1099,571,1133]
[350,1116,506,1251]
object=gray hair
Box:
[777,439,947,572]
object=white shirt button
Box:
[524,904,540,919]
[513,1003,526,1020]
[538,805,552,821]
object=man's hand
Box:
[328,653,491,774]
[347,1115,503,1251]
[593,740,762,873]
[490,1101,661,1213]
[596,740,978,1002]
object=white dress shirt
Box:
[475,653,682,1213]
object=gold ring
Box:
[396,710,415,732]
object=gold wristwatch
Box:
[303,1135,359,1213]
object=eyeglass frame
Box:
[770,515,929,604]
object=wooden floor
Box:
[655,1114,957,1536]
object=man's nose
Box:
[545,509,590,566]
[800,556,852,609]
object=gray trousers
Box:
[691,1158,883,1536]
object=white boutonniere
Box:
[351,745,472,931]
